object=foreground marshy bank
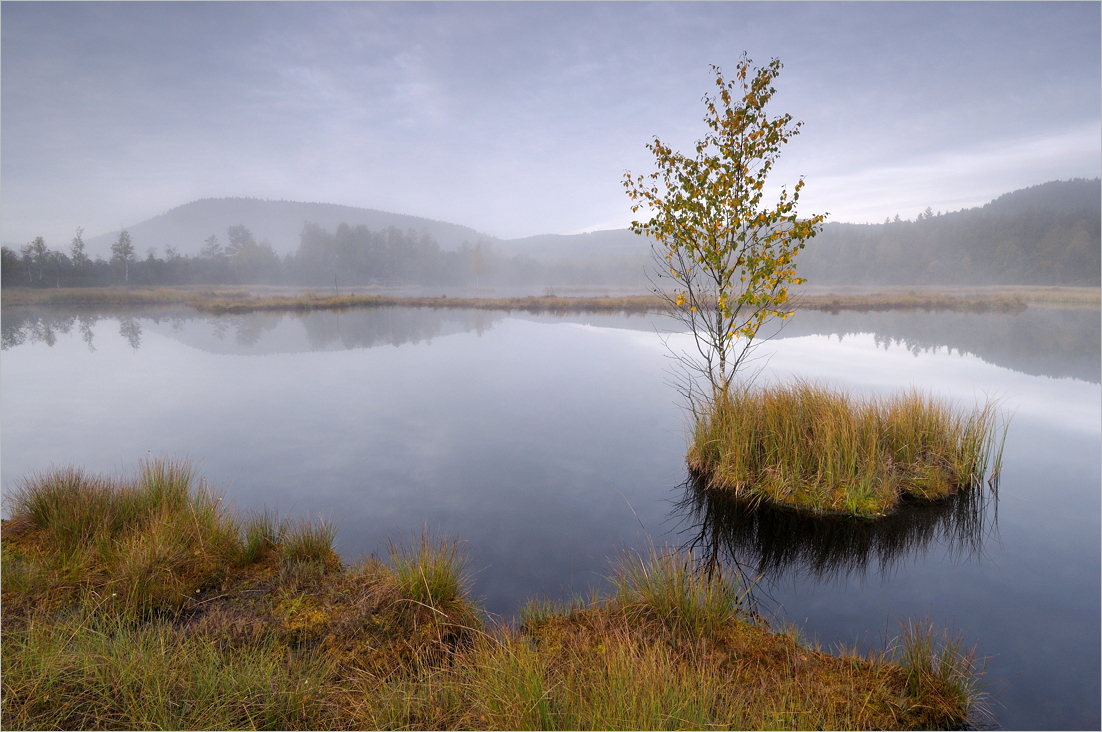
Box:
[1,461,982,730]
[689,381,1006,518]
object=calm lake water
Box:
[2,303,1099,730]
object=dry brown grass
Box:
[797,291,1028,314]
[7,283,1082,314]
[191,292,663,315]
[0,285,254,307]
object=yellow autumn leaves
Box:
[623,53,826,392]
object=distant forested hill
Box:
[82,198,493,259]
[799,179,1101,286]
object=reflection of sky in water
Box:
[4,304,1097,382]
[1,307,1098,730]
[677,329,1100,435]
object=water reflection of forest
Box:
[768,307,1101,383]
[1,307,504,355]
[2,305,1099,383]
[1,311,145,351]
[673,474,996,585]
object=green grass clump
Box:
[279,515,340,568]
[2,460,982,729]
[0,458,340,615]
[3,459,242,614]
[1,609,331,730]
[892,617,985,728]
[689,380,1006,518]
[388,531,476,623]
[613,544,742,637]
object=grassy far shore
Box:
[3,282,1098,314]
[1,460,982,730]
[689,381,1005,519]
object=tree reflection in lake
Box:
[673,473,998,586]
[2,304,1098,383]
[1,307,506,356]
[117,317,142,349]
[767,306,1101,383]
[2,311,104,351]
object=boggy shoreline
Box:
[1,459,983,730]
[5,282,1094,315]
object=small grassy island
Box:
[1,460,981,730]
[689,381,1005,518]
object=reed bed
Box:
[3,284,1054,314]
[688,380,1006,518]
[0,286,253,308]
[2,460,982,729]
[192,290,1035,316]
[192,292,662,315]
[798,291,1027,314]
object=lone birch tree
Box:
[624,55,826,397]
[111,229,135,283]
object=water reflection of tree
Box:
[4,311,144,351]
[78,317,96,351]
[1,307,506,355]
[764,308,1101,383]
[210,318,230,341]
[3,310,101,351]
[2,309,201,352]
[673,474,997,585]
[117,317,143,350]
[297,308,504,351]
[228,313,283,346]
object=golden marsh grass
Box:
[5,283,1087,314]
[1,460,982,729]
[688,381,1006,518]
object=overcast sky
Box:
[3,1,1099,246]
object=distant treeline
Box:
[799,179,1101,286]
[3,179,1098,289]
[0,221,645,290]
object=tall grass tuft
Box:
[388,530,480,633]
[279,515,340,569]
[240,508,279,564]
[689,379,1007,518]
[613,544,742,637]
[892,617,983,726]
[1,459,337,615]
[4,459,241,613]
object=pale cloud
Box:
[798,122,1102,223]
